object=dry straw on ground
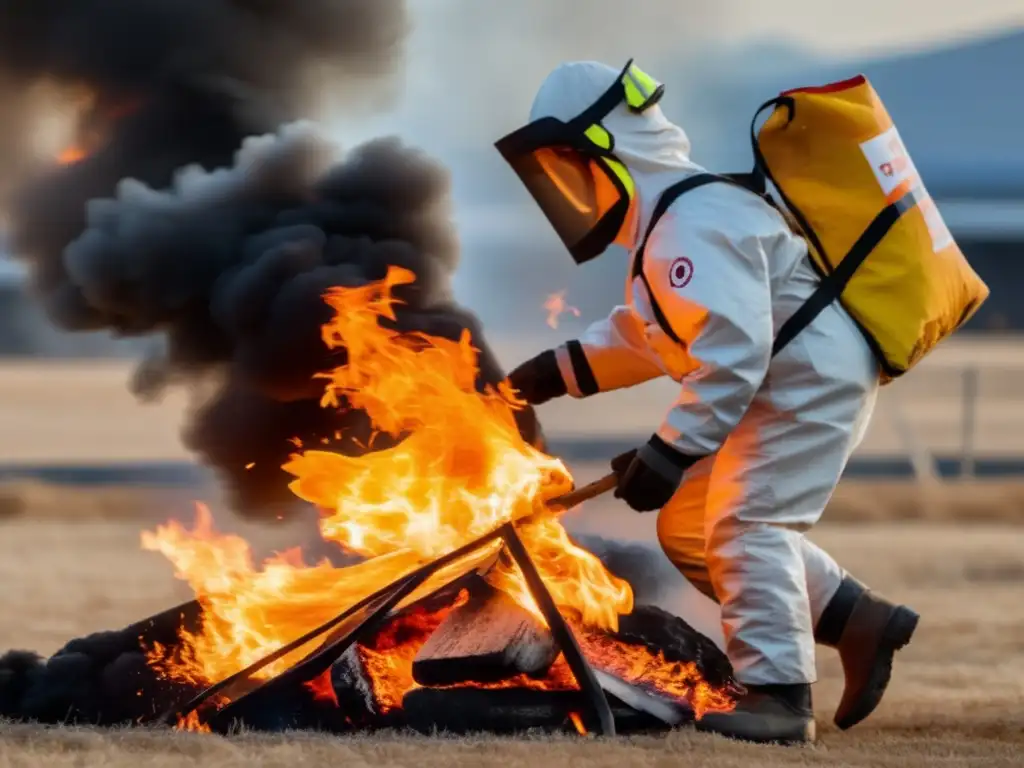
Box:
[1,721,1021,768]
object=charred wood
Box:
[329,646,379,724]
[412,584,556,687]
[401,686,667,735]
[210,647,380,734]
[0,646,201,726]
[613,605,735,691]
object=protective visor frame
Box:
[495,59,665,264]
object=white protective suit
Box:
[530,62,880,685]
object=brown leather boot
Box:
[695,683,815,745]
[815,576,919,730]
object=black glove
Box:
[611,435,702,512]
[506,349,567,406]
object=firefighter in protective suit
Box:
[495,60,920,745]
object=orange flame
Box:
[575,629,735,718]
[569,711,588,735]
[177,710,211,733]
[543,290,580,329]
[142,265,632,692]
[305,668,340,707]
[57,145,87,165]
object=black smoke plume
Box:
[0,0,541,516]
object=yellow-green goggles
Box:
[495,59,664,264]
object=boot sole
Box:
[695,717,816,746]
[833,605,919,731]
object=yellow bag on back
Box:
[750,74,989,383]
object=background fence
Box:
[0,337,1019,486]
[878,361,1024,481]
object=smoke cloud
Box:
[361,0,727,333]
[0,0,540,515]
[384,0,725,152]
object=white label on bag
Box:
[860,125,954,252]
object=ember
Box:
[359,598,455,712]
[57,145,87,165]
[544,290,581,329]
[304,669,339,707]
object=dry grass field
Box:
[0,343,1022,765]
[3,474,1024,524]
[1,337,1023,464]
[2,497,1024,766]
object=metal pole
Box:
[499,523,616,737]
[885,389,941,485]
[961,365,979,479]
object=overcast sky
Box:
[715,0,1024,55]
[331,0,1024,153]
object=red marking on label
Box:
[669,257,693,288]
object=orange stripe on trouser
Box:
[656,458,718,600]
[656,455,850,635]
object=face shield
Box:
[495,59,665,265]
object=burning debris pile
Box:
[0,542,737,736]
[0,269,739,736]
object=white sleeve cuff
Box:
[554,344,584,398]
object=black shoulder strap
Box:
[772,187,923,358]
[631,172,774,345]
[630,167,910,362]
[630,173,740,344]
[744,95,838,358]
[631,173,746,281]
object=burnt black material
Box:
[612,605,738,692]
[219,647,378,734]
[500,524,616,736]
[400,687,665,736]
[410,584,557,686]
[0,600,206,725]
